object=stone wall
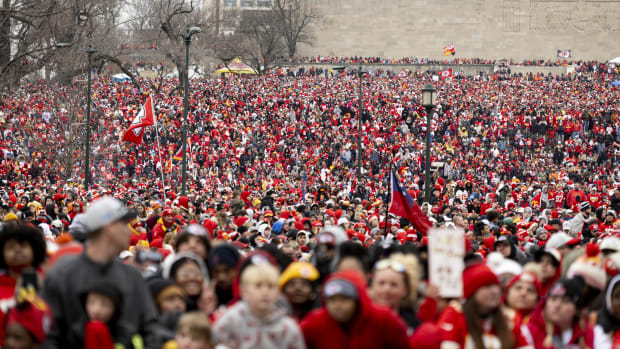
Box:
[301,0,620,60]
[280,63,569,75]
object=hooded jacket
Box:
[525,285,594,349]
[300,270,409,349]
[213,300,305,349]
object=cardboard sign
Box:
[428,228,464,298]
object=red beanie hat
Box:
[178,196,190,210]
[202,219,217,235]
[504,271,542,298]
[409,323,441,349]
[463,263,499,299]
[84,321,115,349]
[234,216,249,227]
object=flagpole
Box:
[384,162,392,237]
[154,116,166,202]
[302,170,306,204]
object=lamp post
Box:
[181,25,201,196]
[357,63,364,179]
[421,83,437,204]
[84,44,98,191]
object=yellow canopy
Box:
[214,58,257,75]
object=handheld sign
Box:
[428,228,464,298]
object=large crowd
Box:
[282,56,581,66]
[0,58,618,349]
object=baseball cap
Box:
[83,197,136,233]
[323,279,358,300]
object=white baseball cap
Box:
[84,197,136,233]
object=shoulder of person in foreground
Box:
[212,302,245,340]
[278,316,306,349]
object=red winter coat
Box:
[525,299,593,349]
[0,274,17,346]
[300,270,409,349]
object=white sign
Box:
[428,228,464,298]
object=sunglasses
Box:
[374,259,406,273]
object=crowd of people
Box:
[282,56,583,66]
[0,57,618,348]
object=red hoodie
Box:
[300,270,409,349]
[525,298,593,349]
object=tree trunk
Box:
[215,0,220,36]
[287,42,296,59]
[95,54,142,91]
[0,0,11,69]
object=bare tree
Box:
[238,9,284,74]
[0,0,73,88]
[272,0,320,58]
[0,0,140,89]
[149,0,208,91]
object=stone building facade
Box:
[301,0,620,60]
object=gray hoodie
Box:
[213,301,306,349]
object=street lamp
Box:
[421,83,437,204]
[181,25,201,196]
[84,43,98,191]
[357,63,365,180]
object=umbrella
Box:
[611,81,620,86]
[111,73,131,83]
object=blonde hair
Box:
[176,311,212,343]
[389,253,422,305]
[240,263,279,287]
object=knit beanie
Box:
[208,244,241,269]
[409,323,441,349]
[566,243,606,291]
[505,271,542,297]
[548,276,585,305]
[463,262,500,299]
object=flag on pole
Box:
[122,96,155,145]
[440,69,453,79]
[389,169,431,235]
[172,138,191,161]
[557,49,571,58]
[443,44,455,56]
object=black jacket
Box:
[42,253,162,348]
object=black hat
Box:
[549,276,585,306]
[208,244,241,269]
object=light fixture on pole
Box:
[84,43,98,192]
[421,83,437,204]
[357,63,365,180]
[181,25,201,196]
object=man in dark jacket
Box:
[42,197,161,348]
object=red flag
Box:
[122,96,155,145]
[389,169,432,235]
[440,69,453,79]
